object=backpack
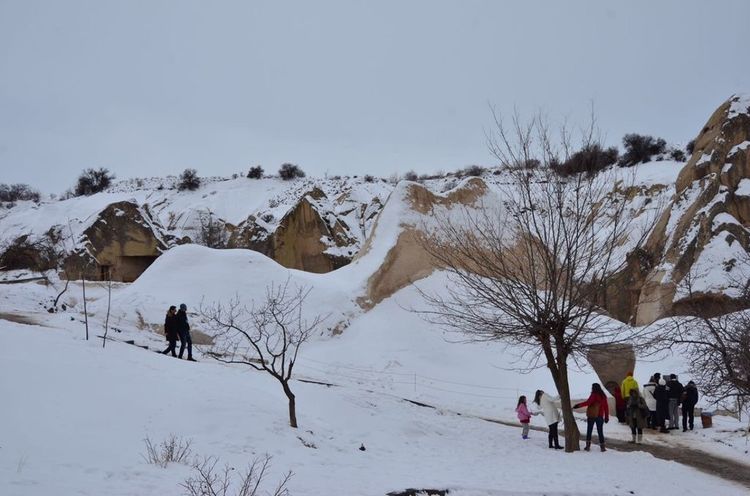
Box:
[586,402,600,418]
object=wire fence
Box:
[295,357,525,402]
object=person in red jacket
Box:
[605,381,627,423]
[574,383,610,452]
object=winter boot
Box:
[628,434,636,444]
[600,442,606,452]
[584,441,591,451]
[637,434,643,444]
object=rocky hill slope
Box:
[1,94,749,325]
[0,176,393,279]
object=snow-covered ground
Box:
[1,240,749,495]
[2,319,748,496]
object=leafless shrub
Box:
[182,455,292,496]
[462,165,486,177]
[0,236,61,272]
[0,183,40,202]
[278,163,305,180]
[179,168,201,191]
[248,166,264,179]
[197,210,228,249]
[74,168,114,196]
[403,170,418,182]
[143,435,193,468]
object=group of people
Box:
[515,372,700,452]
[515,390,565,450]
[617,372,699,434]
[161,303,196,361]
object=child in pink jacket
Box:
[516,395,537,439]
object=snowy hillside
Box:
[2,258,749,495]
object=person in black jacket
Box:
[667,374,684,430]
[682,381,699,431]
[176,303,196,361]
[654,377,670,433]
[161,306,179,356]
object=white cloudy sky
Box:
[1,0,748,193]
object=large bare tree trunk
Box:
[556,364,580,452]
[282,381,297,428]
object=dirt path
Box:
[0,312,40,326]
[479,415,750,490]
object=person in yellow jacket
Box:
[621,371,639,400]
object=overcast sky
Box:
[1,0,748,193]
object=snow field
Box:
[1,320,747,496]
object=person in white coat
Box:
[642,376,658,429]
[533,389,563,449]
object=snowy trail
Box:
[293,369,750,491]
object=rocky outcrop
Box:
[228,188,361,273]
[63,201,169,282]
[0,178,390,280]
[632,94,750,324]
[357,178,489,307]
[586,344,636,392]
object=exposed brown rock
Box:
[587,343,636,391]
[63,201,168,282]
[631,95,750,324]
[358,178,489,308]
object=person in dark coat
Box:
[161,305,179,356]
[176,303,196,361]
[682,381,699,431]
[625,389,650,444]
[667,374,684,429]
[654,377,670,433]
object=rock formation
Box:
[357,177,489,307]
[63,201,169,282]
[632,94,750,325]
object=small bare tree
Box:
[202,281,323,428]
[670,264,750,414]
[417,110,662,452]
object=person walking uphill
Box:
[516,395,538,440]
[176,303,196,361]
[682,381,699,431]
[161,305,179,357]
[533,390,563,449]
[626,388,649,444]
[573,383,610,452]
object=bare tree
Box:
[670,264,750,415]
[202,281,323,428]
[197,209,228,249]
[417,110,661,452]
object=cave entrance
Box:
[116,255,158,282]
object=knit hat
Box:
[179,303,187,310]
